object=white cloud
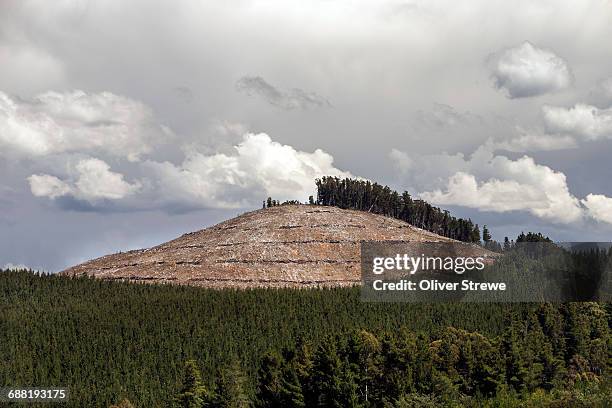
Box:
[489,41,572,98]
[488,103,612,153]
[143,133,353,209]
[421,172,549,211]
[0,90,172,161]
[582,194,612,224]
[392,146,584,223]
[543,103,612,141]
[28,158,141,202]
[29,174,71,199]
[73,158,141,200]
[28,133,352,210]
[392,140,612,226]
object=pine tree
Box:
[214,359,251,408]
[472,224,481,244]
[175,360,207,408]
[482,225,492,245]
[255,352,283,408]
[278,367,305,408]
[501,311,526,391]
[537,303,567,383]
[310,340,346,407]
[503,237,511,251]
[349,330,380,403]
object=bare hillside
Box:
[61,205,496,288]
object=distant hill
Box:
[61,205,496,288]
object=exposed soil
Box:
[61,205,496,288]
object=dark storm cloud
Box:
[235,76,331,110]
[2,0,612,271]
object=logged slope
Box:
[61,205,495,288]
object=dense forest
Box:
[185,303,611,408]
[1,270,610,407]
[314,177,481,242]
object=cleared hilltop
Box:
[61,205,496,288]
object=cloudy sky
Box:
[2,0,612,271]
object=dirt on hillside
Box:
[61,205,497,288]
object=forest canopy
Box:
[314,177,482,243]
[1,270,610,407]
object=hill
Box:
[60,204,495,288]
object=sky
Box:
[2,0,612,272]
